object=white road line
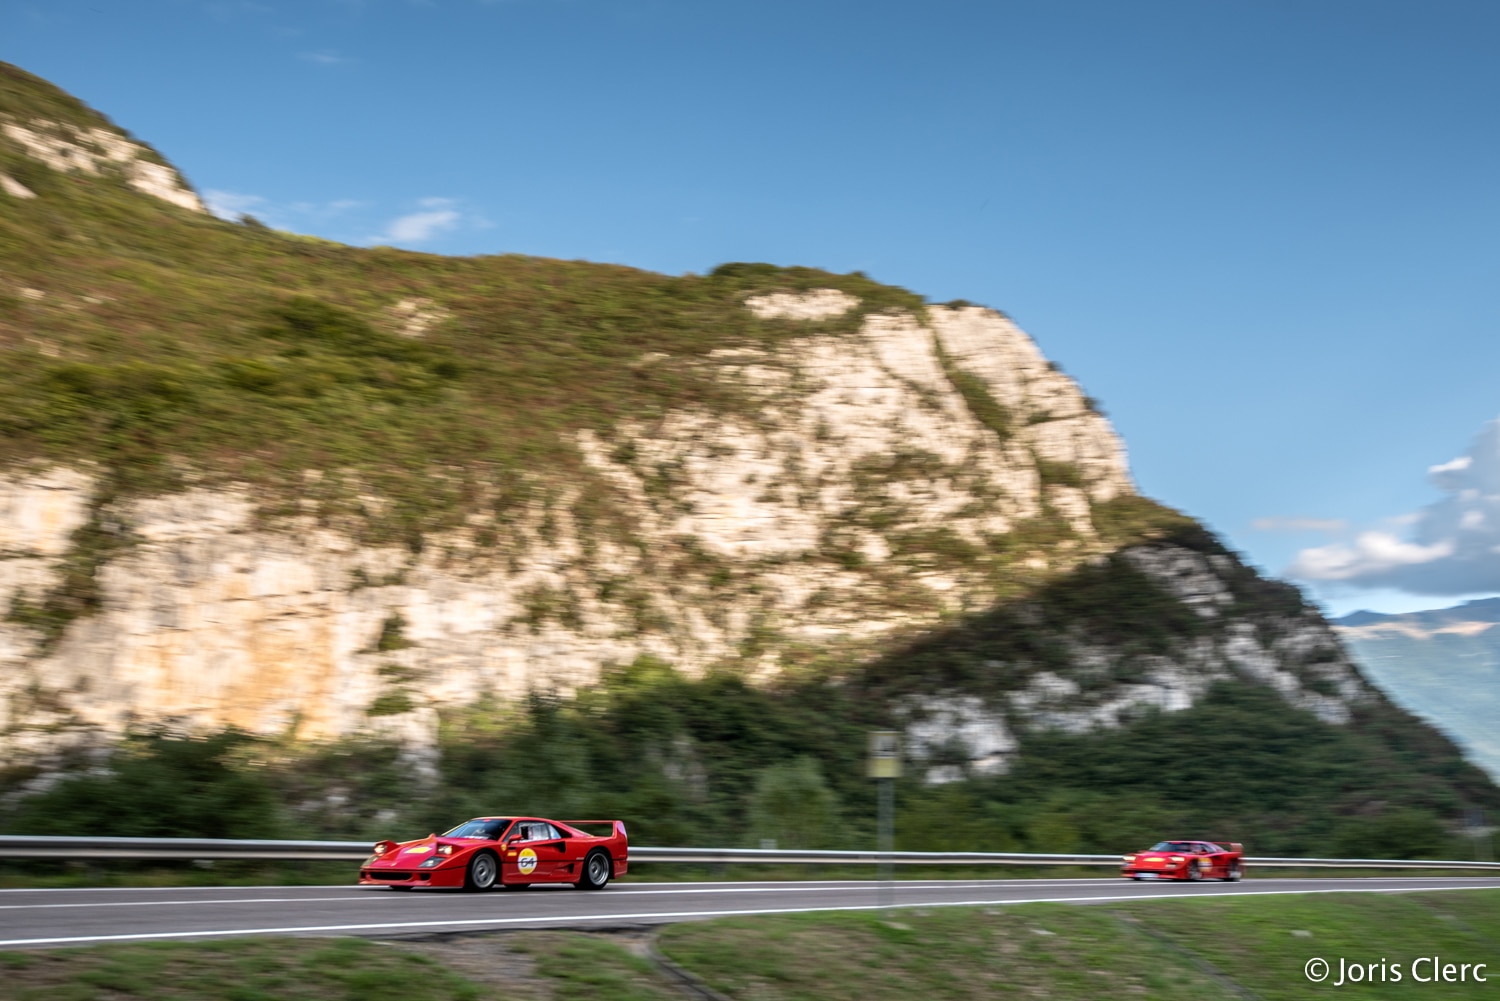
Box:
[0,881,1123,910]
[0,896,367,911]
[0,879,1117,895]
[0,875,1483,896]
[0,883,1493,948]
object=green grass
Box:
[657,890,1500,1000]
[1,890,1495,999]
[0,937,485,1001]
[658,903,1229,999]
[1105,889,1500,1000]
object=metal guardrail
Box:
[0,836,1498,870]
[0,837,372,860]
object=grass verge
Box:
[656,889,1500,1000]
[0,937,486,1001]
[4,890,1495,998]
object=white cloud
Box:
[1290,416,1500,595]
[203,189,267,221]
[1251,517,1347,533]
[288,198,364,219]
[375,198,464,244]
[203,191,366,235]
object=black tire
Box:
[1224,862,1242,882]
[464,851,499,892]
[576,849,612,891]
[1186,860,1203,882]
[387,884,412,891]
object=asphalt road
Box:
[1,876,1497,949]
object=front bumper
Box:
[359,864,467,888]
[1121,866,1190,880]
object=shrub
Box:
[2,730,285,839]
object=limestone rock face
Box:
[0,301,1355,760]
[1,119,205,212]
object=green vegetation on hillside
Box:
[0,86,925,539]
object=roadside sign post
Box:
[868,731,901,908]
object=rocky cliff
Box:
[1,300,1139,749]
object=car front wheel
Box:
[1186,860,1203,881]
[576,849,612,891]
[464,851,499,892]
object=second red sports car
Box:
[1122,840,1244,881]
[359,816,628,891]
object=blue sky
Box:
[9,0,1500,617]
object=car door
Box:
[507,821,573,882]
[531,822,574,882]
[505,821,552,882]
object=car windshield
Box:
[443,818,512,839]
[1149,841,1196,852]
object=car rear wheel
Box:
[464,851,499,892]
[1224,862,1242,882]
[576,849,612,891]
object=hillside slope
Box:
[1,62,1495,854]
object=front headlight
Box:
[1169,855,1185,863]
[1122,855,1136,863]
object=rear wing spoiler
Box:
[1226,842,1243,854]
[564,820,628,840]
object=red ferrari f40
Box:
[1122,840,1244,881]
[359,817,628,891]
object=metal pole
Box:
[878,775,893,907]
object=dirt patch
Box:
[384,934,556,999]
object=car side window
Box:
[541,823,563,841]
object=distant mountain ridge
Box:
[1336,599,1500,779]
